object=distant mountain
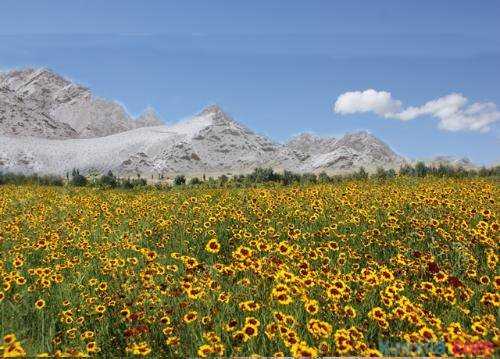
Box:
[2,67,470,177]
[0,68,164,138]
[135,108,163,128]
[416,156,477,170]
[0,85,79,139]
[0,102,406,176]
[286,133,337,155]
[286,131,406,173]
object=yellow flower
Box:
[290,341,318,358]
[242,324,259,341]
[94,305,106,314]
[344,305,356,319]
[35,299,46,310]
[197,344,212,358]
[205,238,221,253]
[165,336,179,346]
[126,342,152,356]
[418,327,437,342]
[183,311,198,323]
[86,341,100,353]
[239,300,261,312]
[304,299,319,315]
[307,319,332,338]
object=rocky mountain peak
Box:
[335,131,386,149]
[135,107,163,127]
[289,132,322,143]
[288,131,405,172]
[432,155,471,164]
[2,68,83,97]
[420,156,476,169]
[198,104,238,126]
[200,104,224,116]
[340,130,372,140]
[0,68,413,175]
[191,105,261,141]
[0,67,164,139]
[286,132,337,155]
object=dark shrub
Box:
[318,172,330,183]
[173,175,186,186]
[282,170,300,185]
[218,175,229,184]
[189,177,202,186]
[38,174,64,186]
[354,167,368,180]
[249,168,280,183]
[372,167,388,180]
[414,162,428,177]
[99,170,118,188]
[300,173,317,184]
[70,169,88,187]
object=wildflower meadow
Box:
[0,177,498,357]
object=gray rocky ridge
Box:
[0,68,416,176]
[286,133,338,155]
[0,85,79,139]
[0,68,163,138]
[415,156,477,170]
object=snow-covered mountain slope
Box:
[0,105,300,175]
[0,68,411,176]
[0,68,164,138]
[0,103,410,176]
[118,106,307,175]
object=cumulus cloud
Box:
[334,90,500,133]
[334,89,402,117]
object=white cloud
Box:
[394,93,467,121]
[334,90,500,133]
[334,89,402,117]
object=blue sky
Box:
[0,0,499,164]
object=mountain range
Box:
[0,68,477,177]
[0,68,162,139]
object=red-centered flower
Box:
[448,276,463,287]
[427,262,440,274]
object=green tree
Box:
[70,169,87,187]
[354,167,368,180]
[99,170,118,188]
[373,167,387,180]
[318,172,330,183]
[189,177,202,186]
[415,162,428,177]
[174,175,186,186]
[282,170,300,185]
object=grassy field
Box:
[0,178,498,357]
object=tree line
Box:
[0,162,498,189]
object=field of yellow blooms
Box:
[0,177,498,357]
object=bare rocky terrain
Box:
[0,68,479,177]
[0,68,162,139]
[0,83,79,139]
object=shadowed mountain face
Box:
[0,68,163,139]
[286,133,338,155]
[0,84,79,139]
[0,68,410,176]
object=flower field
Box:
[0,178,498,357]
